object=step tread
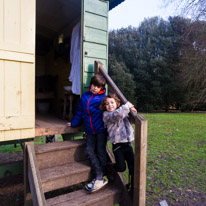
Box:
[35,140,86,154]
[40,160,90,182]
[46,184,121,206]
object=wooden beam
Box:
[95,61,127,103]
[94,61,136,120]
[133,116,148,206]
[26,142,46,206]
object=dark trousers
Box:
[112,142,134,188]
[85,132,107,179]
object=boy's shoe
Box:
[85,179,96,191]
[86,178,108,193]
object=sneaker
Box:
[87,178,108,193]
[85,179,96,191]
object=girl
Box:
[100,93,137,190]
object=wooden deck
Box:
[35,114,82,136]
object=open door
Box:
[0,0,35,141]
[82,0,109,93]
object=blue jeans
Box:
[85,132,107,179]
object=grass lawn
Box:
[143,113,206,205]
[0,135,64,152]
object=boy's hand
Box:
[67,122,71,127]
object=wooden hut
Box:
[0,1,148,205]
[0,0,125,142]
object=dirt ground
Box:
[0,151,23,164]
[0,152,24,206]
[0,152,205,206]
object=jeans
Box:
[112,142,134,188]
[85,132,107,179]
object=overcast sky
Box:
[109,0,179,30]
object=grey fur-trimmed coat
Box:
[103,102,134,144]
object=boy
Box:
[67,74,108,192]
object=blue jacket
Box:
[71,88,106,134]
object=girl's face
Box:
[90,84,102,94]
[105,98,117,112]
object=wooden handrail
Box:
[25,142,46,206]
[95,61,137,120]
[95,61,148,206]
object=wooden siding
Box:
[82,0,109,93]
[0,0,35,141]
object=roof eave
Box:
[109,0,125,11]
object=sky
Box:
[109,0,179,30]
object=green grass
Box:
[0,135,64,152]
[105,113,206,205]
[143,113,206,205]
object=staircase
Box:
[24,63,147,206]
[24,140,130,206]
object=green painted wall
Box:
[82,0,109,93]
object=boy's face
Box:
[105,98,117,112]
[90,84,102,94]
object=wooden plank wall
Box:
[0,0,35,141]
[82,0,109,93]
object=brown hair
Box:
[90,74,106,88]
[100,93,121,112]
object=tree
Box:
[109,15,206,111]
[177,20,206,109]
[163,0,206,21]
[134,17,183,111]
[108,54,136,104]
[164,1,206,110]
[109,17,183,111]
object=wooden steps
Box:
[35,140,87,169]
[25,140,127,206]
[40,160,91,192]
[46,184,121,206]
[35,140,91,193]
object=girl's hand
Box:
[67,122,71,127]
[127,101,133,108]
[131,106,137,113]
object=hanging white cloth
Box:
[69,21,81,95]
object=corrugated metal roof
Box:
[109,0,125,10]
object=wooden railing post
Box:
[94,61,148,206]
[25,142,46,206]
[133,115,148,206]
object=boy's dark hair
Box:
[90,74,106,88]
[100,93,121,112]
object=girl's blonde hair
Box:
[100,93,121,112]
